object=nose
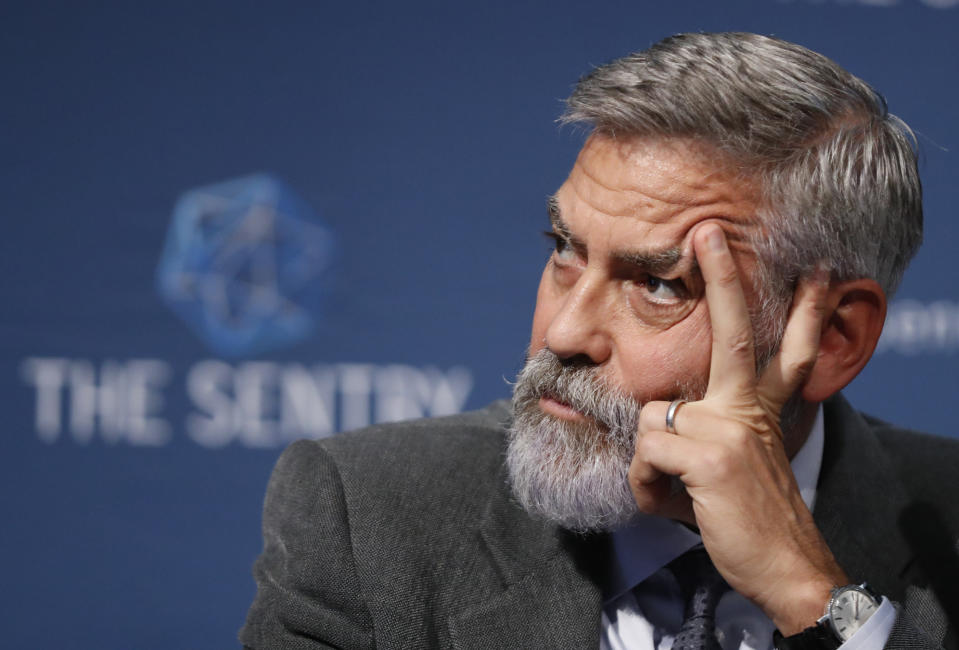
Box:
[544,269,612,365]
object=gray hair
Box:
[562,32,923,310]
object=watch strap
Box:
[773,621,841,650]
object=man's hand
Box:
[627,223,848,635]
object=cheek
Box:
[615,309,713,400]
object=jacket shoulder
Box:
[273,402,512,549]
[303,400,511,487]
[867,416,959,504]
[865,418,959,649]
[243,401,518,648]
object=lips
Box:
[539,393,589,422]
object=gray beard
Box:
[506,348,804,533]
[506,348,705,533]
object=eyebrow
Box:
[547,195,575,242]
[546,195,695,277]
[616,248,685,275]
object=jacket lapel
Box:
[447,464,604,649]
[814,394,914,598]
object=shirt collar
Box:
[600,405,825,603]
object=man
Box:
[241,32,959,649]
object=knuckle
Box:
[742,405,772,431]
[714,264,741,289]
[703,445,734,478]
[806,291,828,317]
[728,426,751,446]
[784,356,816,380]
[638,403,664,432]
[631,491,658,515]
[712,323,753,354]
[629,478,666,515]
[636,430,659,457]
[724,329,754,355]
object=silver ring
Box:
[665,399,687,434]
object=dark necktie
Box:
[667,547,730,650]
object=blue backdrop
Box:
[1,1,957,647]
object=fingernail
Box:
[707,227,724,251]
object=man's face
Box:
[530,135,764,412]
[507,135,768,531]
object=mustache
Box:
[512,349,640,430]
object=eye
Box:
[543,231,577,264]
[636,274,688,304]
[625,273,693,327]
[645,275,682,300]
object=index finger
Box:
[693,224,757,397]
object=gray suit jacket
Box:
[240,395,959,649]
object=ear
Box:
[801,279,887,403]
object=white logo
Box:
[20,358,473,448]
[877,300,959,354]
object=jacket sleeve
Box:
[885,588,954,650]
[240,440,375,649]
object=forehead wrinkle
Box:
[573,156,687,220]
[549,189,704,278]
[577,136,759,220]
[551,203,697,278]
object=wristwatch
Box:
[773,583,882,649]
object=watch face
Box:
[829,587,880,640]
